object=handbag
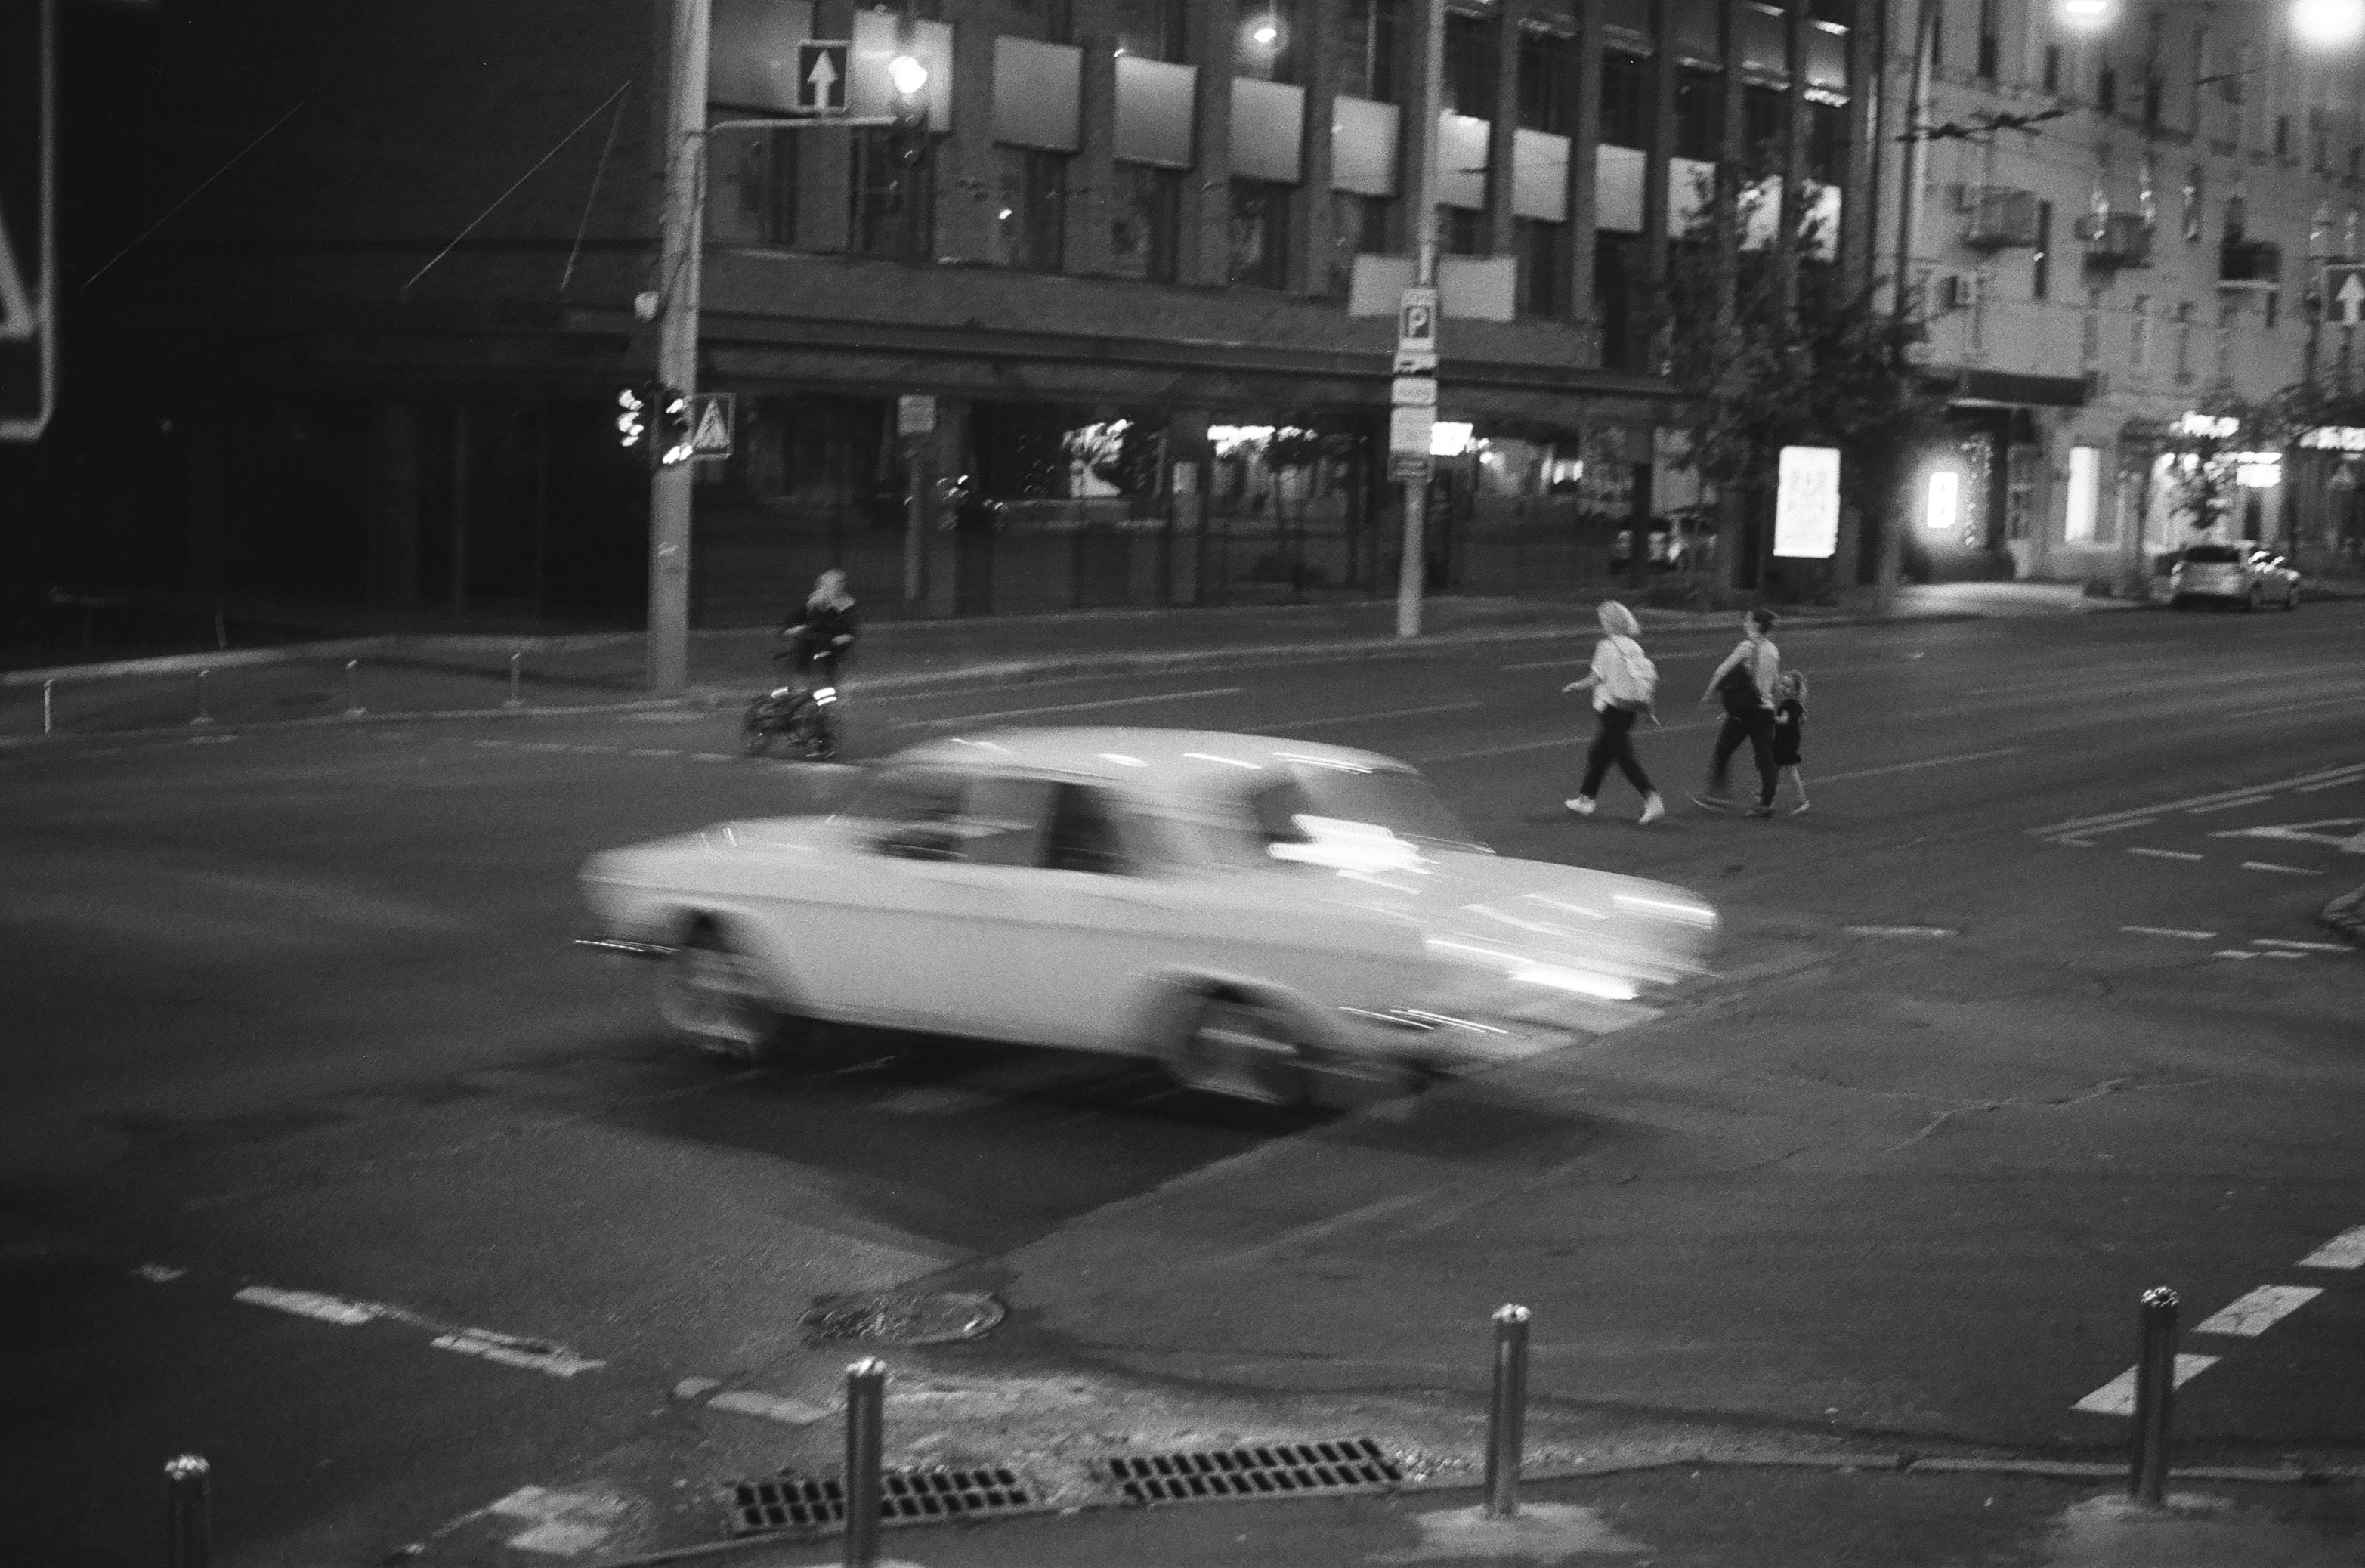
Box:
[1715,659,1761,717]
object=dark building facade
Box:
[14,0,1875,628]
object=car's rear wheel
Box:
[1168,997,1314,1107]
[660,923,789,1062]
[2286,583,2301,610]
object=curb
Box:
[2320,883,2365,947]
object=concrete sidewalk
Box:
[591,1462,2365,1568]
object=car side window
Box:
[957,775,1056,867]
[1044,784,1132,875]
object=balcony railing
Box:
[1962,187,2041,250]
[2077,213,2153,270]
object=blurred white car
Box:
[579,728,1718,1104]
[2169,543,2301,610]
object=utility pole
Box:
[1880,0,1940,620]
[1395,0,1447,639]
[648,0,712,695]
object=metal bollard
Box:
[842,1357,886,1568]
[505,650,524,709]
[190,669,214,726]
[1483,1304,1532,1519]
[2130,1286,2180,1505]
[343,660,365,717]
[165,1454,210,1568]
[42,678,54,735]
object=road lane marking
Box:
[1813,747,2026,785]
[1843,925,1958,938]
[2193,1285,2323,1338]
[2187,796,2271,815]
[897,685,1245,728]
[1498,650,1717,672]
[469,1486,633,1557]
[2031,762,2365,838]
[876,1085,1000,1117]
[432,1331,604,1378]
[2242,861,2325,876]
[2298,777,2364,793]
[2122,926,2215,939]
[134,1264,188,1283]
[235,1285,384,1326]
[2300,1226,2365,1269]
[1254,699,1482,731]
[2255,938,2351,952]
[1417,720,1717,764]
[2242,693,2365,720]
[707,1390,830,1425]
[2128,848,2203,861]
[2073,1354,2219,1415]
[2071,819,2156,838]
[2210,817,2365,852]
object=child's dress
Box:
[1771,697,1804,768]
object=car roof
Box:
[893,727,1414,792]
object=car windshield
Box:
[1249,760,1486,855]
[2181,545,2243,564]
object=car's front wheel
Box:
[659,923,788,1062]
[2286,583,2302,610]
[1168,997,1314,1107]
[2246,584,2263,611]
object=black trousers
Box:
[1580,704,1655,799]
[1710,707,1778,806]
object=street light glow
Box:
[2057,0,2117,30]
[887,54,929,97]
[2292,0,2365,48]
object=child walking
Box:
[1771,671,1810,815]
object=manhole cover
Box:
[728,1465,1035,1536]
[800,1290,1004,1345]
[1096,1438,1403,1503]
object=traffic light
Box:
[887,52,930,166]
[655,385,692,466]
[615,385,648,450]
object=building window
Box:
[2143,76,2162,128]
[1237,0,1300,82]
[992,147,1068,271]
[1113,0,1186,60]
[2006,445,2036,540]
[2312,107,2330,171]
[1518,29,1575,132]
[2042,44,2060,94]
[1343,0,1400,101]
[728,132,798,247]
[2174,300,2195,381]
[1328,190,1389,294]
[1601,50,1651,149]
[1929,5,1941,73]
[1109,162,1179,283]
[1675,67,1726,162]
[2097,64,2117,115]
[2082,290,2103,365]
[2182,165,2203,242]
[849,130,933,260]
[2033,200,2053,301]
[1442,206,1485,256]
[1743,83,1786,162]
[1006,0,1073,42]
[1807,101,1849,185]
[1516,217,1563,316]
[1977,0,1999,79]
[1229,178,1292,288]
[2130,294,2151,369]
[2275,114,2291,159]
[1443,13,1498,119]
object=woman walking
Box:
[1693,608,1782,818]
[1562,600,1668,825]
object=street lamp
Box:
[2291,0,2365,49]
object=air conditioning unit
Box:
[1964,187,2042,249]
[1938,272,1983,311]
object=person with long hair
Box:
[1561,600,1668,825]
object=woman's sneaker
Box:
[1564,796,1597,816]
[1789,799,1810,815]
[1638,793,1666,825]
[1745,803,1775,819]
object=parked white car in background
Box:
[2169,543,2302,610]
[579,728,1720,1105]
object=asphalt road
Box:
[2,601,2360,1566]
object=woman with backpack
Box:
[1693,608,1782,818]
[1561,600,1668,825]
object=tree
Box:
[1653,169,1946,597]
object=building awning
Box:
[1926,368,2091,408]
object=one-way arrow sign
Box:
[2326,265,2365,327]
[797,40,849,113]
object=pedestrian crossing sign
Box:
[687,393,734,460]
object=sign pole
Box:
[648,0,712,696]
[898,395,936,609]
[1396,0,1447,640]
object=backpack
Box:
[1715,657,1761,717]
[1604,635,1658,707]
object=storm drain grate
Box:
[728,1465,1035,1536]
[1096,1438,1403,1504]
